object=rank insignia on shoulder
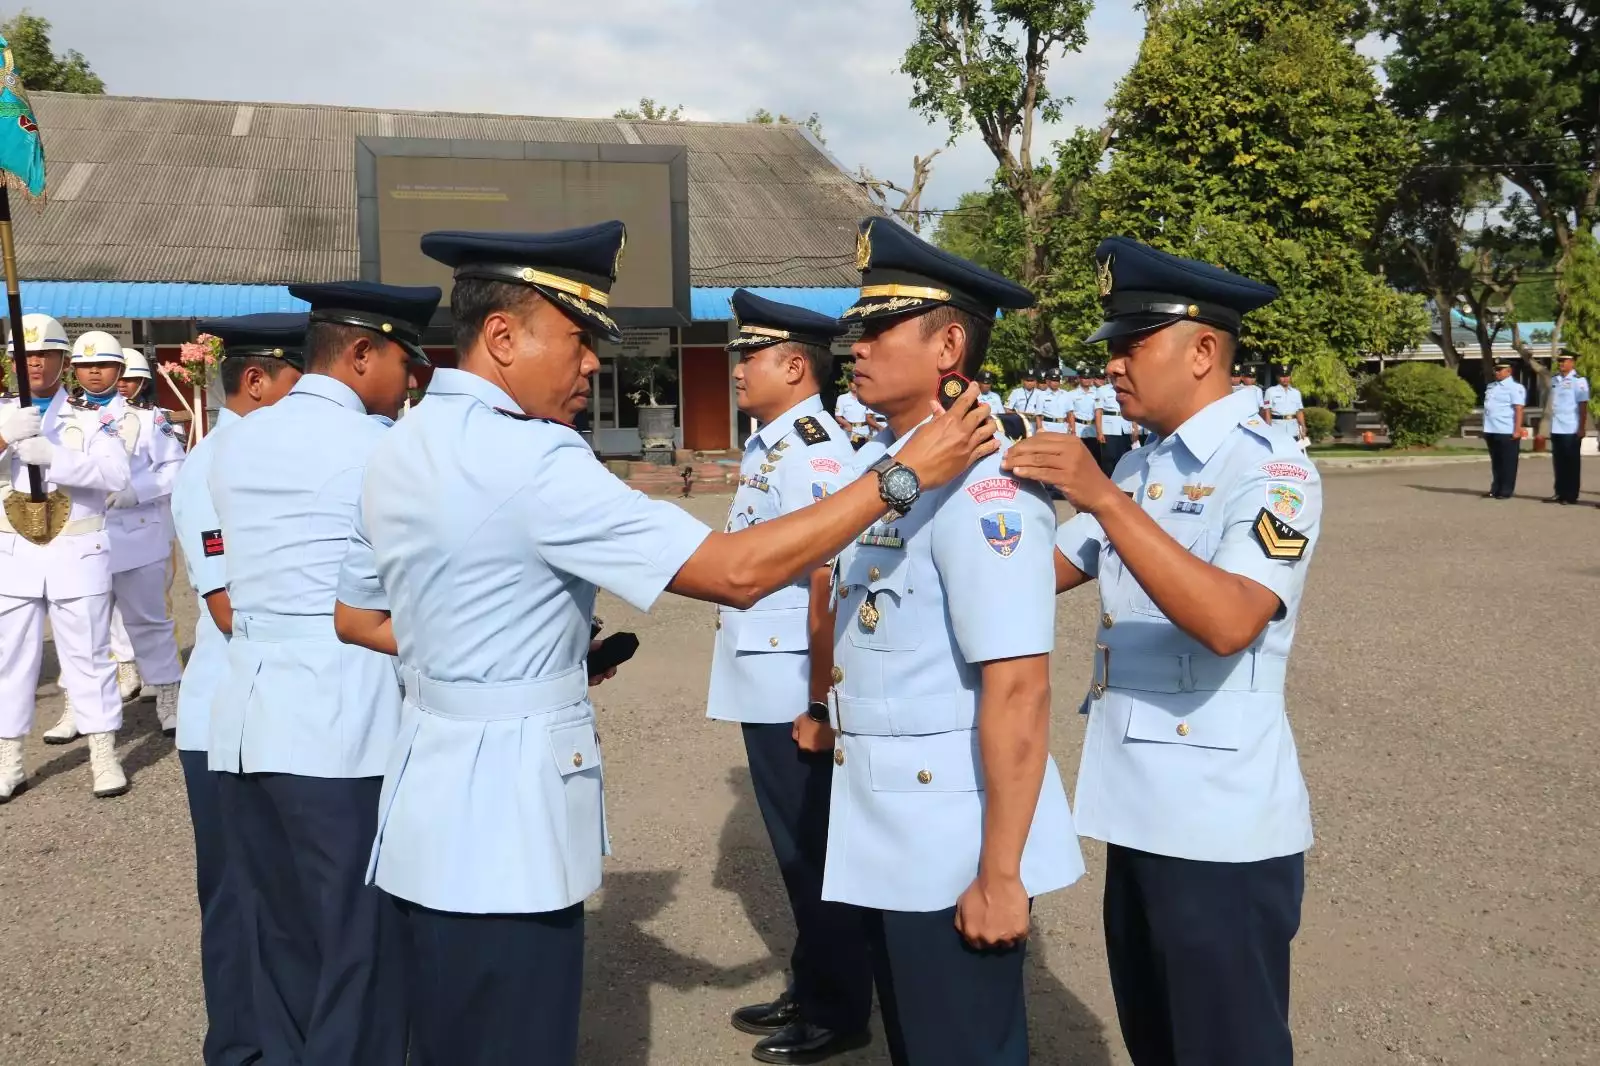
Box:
[492,407,570,428]
[794,415,829,446]
[1252,508,1308,560]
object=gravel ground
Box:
[1,457,1596,1065]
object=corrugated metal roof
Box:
[16,92,876,289]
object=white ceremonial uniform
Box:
[207,374,401,777]
[823,427,1084,911]
[170,407,239,752]
[1096,383,1129,436]
[707,396,854,724]
[1036,388,1073,433]
[339,369,711,914]
[1070,385,1099,438]
[1055,391,1319,862]
[0,391,131,737]
[1262,384,1304,439]
[1239,383,1264,413]
[835,392,872,443]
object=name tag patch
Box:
[1251,509,1307,561]
[201,529,225,558]
[966,477,1019,504]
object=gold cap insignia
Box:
[1187,304,1199,317]
[82,343,96,356]
[23,325,39,343]
[1096,254,1115,298]
[855,223,873,273]
[613,229,627,277]
[519,267,537,283]
[380,322,393,333]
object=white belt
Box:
[0,506,104,537]
[1090,646,1289,697]
[399,664,588,722]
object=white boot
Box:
[153,683,179,737]
[0,738,25,802]
[42,697,80,745]
[87,733,128,798]
[116,661,143,702]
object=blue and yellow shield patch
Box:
[980,510,1023,557]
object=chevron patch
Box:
[1252,508,1308,561]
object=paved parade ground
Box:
[1,457,1595,1066]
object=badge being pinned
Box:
[980,511,1023,557]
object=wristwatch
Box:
[868,455,921,521]
[806,700,830,724]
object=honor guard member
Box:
[1481,359,1527,500]
[1262,366,1305,441]
[1238,365,1264,414]
[1036,366,1071,433]
[1071,369,1103,466]
[711,290,874,1064]
[117,349,156,404]
[1095,371,1132,476]
[331,222,996,1066]
[824,218,1084,1066]
[0,314,132,799]
[975,369,1005,416]
[1003,237,1316,1066]
[170,314,305,1066]
[46,332,186,740]
[834,377,874,448]
[1545,350,1589,504]
[208,282,438,1066]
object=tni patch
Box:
[1251,509,1307,561]
[201,529,225,558]
[980,510,1023,557]
[793,415,829,446]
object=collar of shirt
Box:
[424,367,521,413]
[754,394,826,450]
[213,407,241,430]
[290,372,368,414]
[1166,389,1258,464]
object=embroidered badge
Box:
[1261,461,1311,481]
[966,477,1019,505]
[1268,485,1305,520]
[794,415,829,446]
[1251,509,1308,561]
[812,482,832,502]
[810,457,842,475]
[980,511,1023,557]
[201,529,225,558]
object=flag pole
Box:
[0,183,42,501]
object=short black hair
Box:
[303,321,369,373]
[772,340,833,389]
[918,305,993,378]
[220,355,294,395]
[450,277,544,353]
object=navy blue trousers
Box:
[742,722,874,1034]
[1098,433,1132,477]
[1104,845,1305,1066]
[217,772,406,1066]
[866,906,1029,1066]
[391,896,585,1066]
[179,750,263,1066]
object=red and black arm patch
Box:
[201,529,225,558]
[1251,509,1308,561]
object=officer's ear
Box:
[934,320,966,376]
[1188,325,1228,381]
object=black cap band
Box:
[309,309,422,346]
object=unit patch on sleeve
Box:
[1251,509,1307,561]
[201,529,225,558]
[793,415,829,446]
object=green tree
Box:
[748,108,826,144]
[2,11,104,93]
[929,187,1023,276]
[1081,0,1425,402]
[1566,231,1600,416]
[613,98,683,121]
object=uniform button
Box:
[833,749,845,766]
[1176,722,1190,738]
[768,636,778,647]
[746,506,754,515]
[1091,682,1106,699]
[916,769,932,784]
[868,566,881,582]
[1101,612,1114,628]
[831,666,844,684]
[572,752,584,767]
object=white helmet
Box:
[70,330,126,366]
[19,313,70,353]
[121,349,153,380]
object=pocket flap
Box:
[842,551,912,599]
[734,607,810,653]
[1124,700,1240,751]
[868,731,983,793]
[550,720,601,777]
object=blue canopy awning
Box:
[689,287,858,321]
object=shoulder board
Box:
[493,406,571,428]
[1239,416,1275,443]
[794,415,829,446]
[67,393,96,410]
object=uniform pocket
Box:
[1124,700,1241,751]
[1129,520,1213,619]
[548,716,605,898]
[868,731,983,793]
[550,719,601,777]
[842,552,923,652]
[734,606,810,654]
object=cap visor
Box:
[1084,314,1182,345]
[397,338,432,368]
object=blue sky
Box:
[31,0,1151,209]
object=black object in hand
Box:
[937,373,971,410]
[588,632,639,679]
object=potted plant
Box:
[626,355,678,454]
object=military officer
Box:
[1036,366,1072,433]
[208,282,438,1065]
[833,377,875,447]
[1003,237,1318,1066]
[1095,370,1132,476]
[170,314,305,1066]
[1071,368,1103,466]
[1545,350,1588,504]
[0,314,131,800]
[1481,359,1527,500]
[975,369,1005,416]
[1003,369,1038,415]
[1262,366,1305,441]
[1238,365,1264,414]
[44,332,186,741]
[819,218,1084,1066]
[711,289,873,1064]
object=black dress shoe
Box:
[752,1022,872,1065]
[731,993,799,1036]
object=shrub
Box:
[1369,363,1476,448]
[1302,406,1336,443]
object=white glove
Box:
[1,406,41,447]
[108,487,139,509]
[14,437,54,467]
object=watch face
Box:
[883,465,919,503]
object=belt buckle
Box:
[1092,643,1109,699]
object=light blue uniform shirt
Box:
[1549,371,1590,435]
[1056,391,1319,863]
[207,374,400,778]
[1096,384,1129,435]
[977,390,1005,417]
[1004,387,1033,413]
[338,369,711,914]
[170,407,239,754]
[1481,377,1527,434]
[1262,384,1304,439]
[835,392,872,440]
[823,426,1083,912]
[1036,387,1072,432]
[1070,386,1099,437]
[707,396,856,725]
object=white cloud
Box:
[33,0,1147,208]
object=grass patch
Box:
[1308,444,1485,459]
